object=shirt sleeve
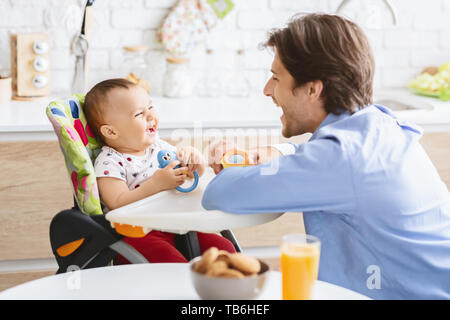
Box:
[94,150,126,181]
[202,136,356,214]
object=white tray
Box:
[106,169,283,234]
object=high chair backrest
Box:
[46,94,103,216]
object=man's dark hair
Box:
[263,13,375,114]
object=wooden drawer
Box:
[0,141,73,260]
[0,269,56,292]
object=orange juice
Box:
[281,241,320,300]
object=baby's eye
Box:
[134,112,144,117]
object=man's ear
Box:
[307,80,324,101]
[100,125,118,140]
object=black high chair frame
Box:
[50,198,242,274]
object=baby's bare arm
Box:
[98,161,188,210]
[97,177,160,210]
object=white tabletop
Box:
[105,169,283,234]
[0,263,370,300]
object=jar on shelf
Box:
[163,56,192,98]
[122,45,151,94]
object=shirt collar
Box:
[310,109,352,140]
[316,110,352,131]
[311,104,423,138]
[149,133,161,151]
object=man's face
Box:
[263,51,325,137]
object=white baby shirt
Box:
[94,139,177,190]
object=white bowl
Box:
[190,256,270,300]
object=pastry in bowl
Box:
[190,247,270,300]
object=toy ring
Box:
[221,149,255,168]
[157,150,199,193]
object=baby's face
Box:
[103,85,159,153]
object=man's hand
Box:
[208,140,237,174]
[208,140,284,174]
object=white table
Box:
[105,169,283,234]
[0,263,370,300]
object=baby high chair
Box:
[46,95,241,274]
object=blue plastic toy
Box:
[157,150,199,193]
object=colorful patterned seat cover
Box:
[46,94,102,216]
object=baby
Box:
[83,78,236,263]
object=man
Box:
[202,14,450,299]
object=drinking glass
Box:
[280,233,321,300]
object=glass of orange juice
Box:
[281,233,321,300]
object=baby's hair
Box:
[84,78,137,144]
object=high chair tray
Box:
[105,169,283,234]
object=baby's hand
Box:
[150,160,188,191]
[177,146,206,178]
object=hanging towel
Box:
[157,0,234,57]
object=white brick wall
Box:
[0,0,449,95]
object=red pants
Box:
[116,230,236,264]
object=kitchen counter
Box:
[373,89,450,132]
[0,89,449,141]
[0,95,283,141]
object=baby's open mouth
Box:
[146,123,157,135]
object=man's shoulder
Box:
[312,107,384,154]
[319,106,393,138]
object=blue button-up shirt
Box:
[202,105,450,299]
